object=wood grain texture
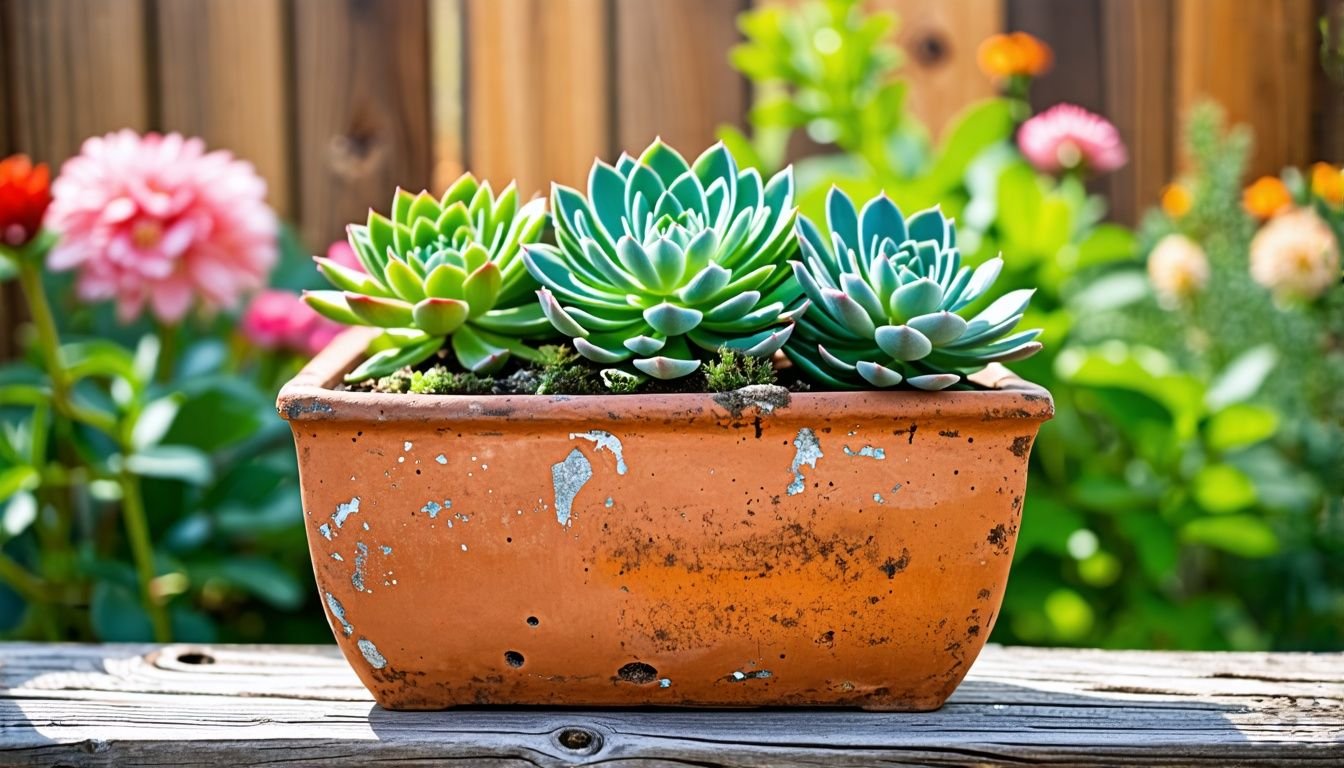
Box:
[883,0,1003,135]
[293,0,432,251]
[430,0,466,192]
[1101,0,1175,225]
[615,0,749,157]
[1,643,1341,766]
[0,0,17,361]
[155,0,292,217]
[1175,0,1317,178]
[465,0,609,198]
[3,0,151,163]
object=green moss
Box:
[535,345,606,395]
[704,347,778,392]
[372,369,414,393]
[396,365,495,395]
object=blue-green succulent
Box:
[521,140,804,380]
[785,188,1042,390]
[305,174,554,381]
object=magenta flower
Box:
[45,130,278,323]
[241,289,344,356]
[1017,104,1127,176]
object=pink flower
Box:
[241,290,344,356]
[1017,104,1127,176]
[325,239,364,273]
[45,130,278,324]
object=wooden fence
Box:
[1,0,1338,349]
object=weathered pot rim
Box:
[277,328,1054,425]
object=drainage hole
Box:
[526,616,539,627]
[616,661,658,684]
[558,727,596,751]
[176,651,215,665]
[504,650,525,668]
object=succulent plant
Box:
[785,188,1041,390]
[522,140,804,379]
[305,174,553,381]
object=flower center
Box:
[131,219,164,249]
[1055,140,1083,169]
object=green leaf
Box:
[162,380,268,453]
[131,395,183,450]
[1206,345,1279,410]
[1192,464,1257,514]
[1181,515,1280,558]
[303,291,362,325]
[345,294,416,328]
[90,581,154,641]
[461,262,503,317]
[124,445,214,486]
[2,490,38,538]
[1205,404,1279,452]
[412,297,470,336]
[344,337,442,382]
[0,466,38,501]
[201,557,305,610]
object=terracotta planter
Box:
[278,329,1053,711]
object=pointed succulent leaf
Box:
[536,289,590,338]
[424,263,467,298]
[384,258,426,302]
[633,356,702,380]
[907,373,960,391]
[346,294,415,328]
[345,336,442,383]
[643,303,704,336]
[818,344,857,372]
[451,325,510,373]
[462,261,502,316]
[315,257,384,296]
[857,361,903,388]
[574,336,631,364]
[874,324,933,361]
[411,297,470,336]
[907,311,969,345]
[859,195,904,257]
[623,335,667,356]
[303,291,362,325]
[826,186,860,248]
[824,289,877,337]
[890,277,943,320]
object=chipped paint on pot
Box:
[279,329,1053,711]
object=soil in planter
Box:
[344,343,811,396]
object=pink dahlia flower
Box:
[1017,104,1128,175]
[242,290,344,356]
[45,130,278,323]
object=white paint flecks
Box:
[570,430,628,475]
[729,669,773,681]
[331,552,344,561]
[319,523,333,540]
[659,678,672,688]
[403,441,413,452]
[352,542,369,592]
[380,545,392,555]
[325,592,352,636]
[357,638,386,669]
[605,497,614,508]
[435,454,447,465]
[843,445,886,460]
[422,500,450,519]
[551,448,593,527]
[787,428,823,496]
[332,497,361,528]
[873,492,885,504]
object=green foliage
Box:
[534,345,605,396]
[703,347,778,392]
[787,188,1041,390]
[405,367,494,395]
[524,139,803,380]
[720,0,918,177]
[306,174,555,381]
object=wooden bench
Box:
[1,643,1340,766]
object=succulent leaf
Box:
[526,140,804,379]
[316,173,556,380]
[785,188,1042,389]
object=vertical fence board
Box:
[883,0,1003,135]
[1176,0,1316,178]
[614,0,749,157]
[0,0,16,360]
[4,0,151,163]
[1314,0,1344,163]
[293,0,432,250]
[156,0,292,217]
[465,0,609,198]
[1101,0,1174,225]
[429,0,466,192]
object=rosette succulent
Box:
[305,174,553,381]
[786,188,1041,390]
[522,140,804,379]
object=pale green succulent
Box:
[522,140,804,379]
[305,174,553,381]
[785,188,1042,390]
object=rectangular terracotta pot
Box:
[278,329,1053,711]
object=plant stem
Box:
[16,260,118,435]
[0,552,59,641]
[118,469,170,642]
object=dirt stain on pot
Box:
[552,449,593,527]
[1009,435,1033,457]
[879,549,911,578]
[787,428,823,496]
[615,661,659,684]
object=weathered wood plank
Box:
[155,0,292,217]
[464,0,609,198]
[429,0,467,192]
[1,644,1340,766]
[293,0,433,251]
[614,0,749,157]
[884,0,1003,135]
[1175,0,1317,178]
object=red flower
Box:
[0,154,52,247]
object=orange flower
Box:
[0,154,52,247]
[1160,182,1193,219]
[1310,162,1344,206]
[977,32,1053,80]
[1242,176,1292,219]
